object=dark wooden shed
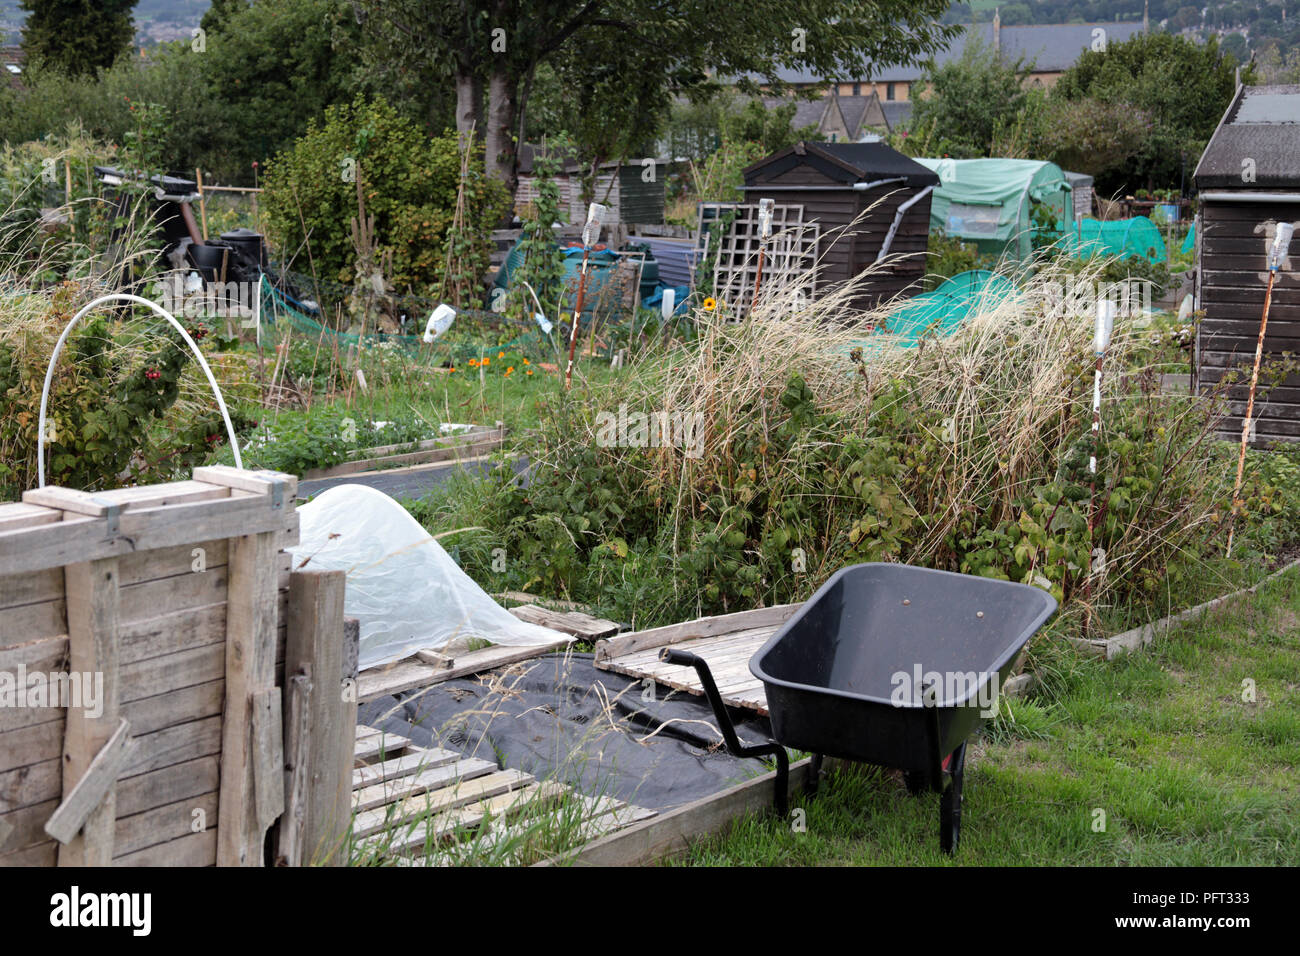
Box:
[740,141,940,310]
[1193,84,1300,445]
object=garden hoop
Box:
[36,292,243,488]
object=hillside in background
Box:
[0,0,211,45]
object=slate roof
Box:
[1194,84,1300,190]
[745,21,1150,85]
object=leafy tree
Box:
[1052,32,1249,192]
[262,96,509,293]
[200,0,249,35]
[1033,95,1154,180]
[18,0,138,76]
[350,0,957,192]
[910,36,1035,157]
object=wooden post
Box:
[217,529,282,865]
[58,552,121,866]
[283,569,351,865]
[195,167,209,241]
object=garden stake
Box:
[1084,298,1115,634]
[750,198,774,316]
[566,203,606,389]
[1227,222,1294,557]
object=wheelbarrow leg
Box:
[939,742,967,854]
[806,753,824,796]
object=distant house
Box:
[762,90,895,143]
[744,20,1150,128]
[2,46,24,89]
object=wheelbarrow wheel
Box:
[939,742,967,854]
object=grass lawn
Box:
[673,568,1300,866]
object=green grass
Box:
[672,568,1300,866]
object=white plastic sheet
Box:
[289,484,569,669]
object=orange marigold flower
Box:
[482,356,490,366]
[498,350,505,359]
[702,297,717,311]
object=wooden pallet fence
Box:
[0,467,298,867]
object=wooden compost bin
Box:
[1193,83,1300,445]
[0,466,351,867]
[740,141,940,311]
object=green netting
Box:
[258,268,663,365]
[259,276,546,362]
[836,270,1016,359]
[1071,217,1167,263]
[879,270,1017,345]
[1181,222,1196,255]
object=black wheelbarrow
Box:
[660,562,1057,852]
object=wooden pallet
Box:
[350,724,653,862]
[592,604,803,716]
[355,604,615,703]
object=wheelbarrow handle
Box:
[657,646,789,816]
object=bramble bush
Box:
[455,258,1288,631]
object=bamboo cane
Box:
[1227,222,1294,557]
[566,202,606,389]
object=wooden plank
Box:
[251,686,284,835]
[114,828,216,867]
[275,674,311,867]
[0,502,60,535]
[117,755,220,818]
[192,465,297,501]
[354,733,411,763]
[351,757,499,815]
[538,758,814,866]
[508,604,618,640]
[594,604,800,664]
[58,551,120,867]
[357,639,572,703]
[0,840,57,866]
[282,569,350,866]
[122,716,224,779]
[352,765,528,838]
[44,718,132,844]
[0,720,64,775]
[298,433,506,481]
[217,529,281,866]
[0,491,294,576]
[113,791,218,859]
[352,748,459,790]
[382,781,567,856]
[0,758,60,815]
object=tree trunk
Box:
[455,70,483,137]
[484,68,519,197]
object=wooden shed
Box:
[740,141,940,310]
[1193,84,1300,445]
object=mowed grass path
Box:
[676,570,1300,866]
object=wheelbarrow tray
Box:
[750,563,1057,771]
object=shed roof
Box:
[1194,84,1300,191]
[743,141,940,188]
